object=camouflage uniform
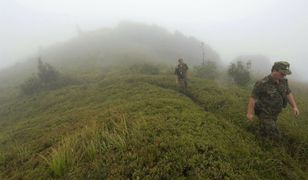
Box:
[252,75,291,139]
[175,62,189,88]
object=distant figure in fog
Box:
[175,58,189,89]
[246,61,299,140]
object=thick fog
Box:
[1,0,308,80]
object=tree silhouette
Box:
[194,61,218,80]
[228,60,251,86]
[37,58,59,83]
[20,58,60,95]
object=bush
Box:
[193,61,218,79]
[20,60,77,95]
[38,59,59,83]
[228,61,251,86]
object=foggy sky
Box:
[1,0,308,78]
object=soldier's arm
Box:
[246,97,256,121]
[247,81,261,121]
[287,93,300,117]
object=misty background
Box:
[1,0,308,80]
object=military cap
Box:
[273,61,291,75]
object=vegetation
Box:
[228,60,251,87]
[0,63,307,179]
[20,59,78,95]
[0,23,307,179]
[193,61,219,80]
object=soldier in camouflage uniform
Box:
[246,61,299,140]
[175,58,189,88]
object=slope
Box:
[0,70,307,179]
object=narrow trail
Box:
[180,89,209,112]
[148,80,209,112]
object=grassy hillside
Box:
[0,65,307,179]
[0,22,307,179]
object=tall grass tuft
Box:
[41,110,134,178]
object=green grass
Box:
[0,68,307,179]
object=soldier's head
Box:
[271,61,291,80]
[178,58,183,63]
[271,61,291,76]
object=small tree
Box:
[194,61,218,80]
[228,60,251,86]
[20,59,61,95]
[38,58,59,83]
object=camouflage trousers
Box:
[257,113,281,140]
[177,76,187,88]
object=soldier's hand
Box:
[246,113,254,121]
[292,107,300,117]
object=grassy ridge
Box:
[0,73,307,179]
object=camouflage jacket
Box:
[252,75,291,116]
[175,63,188,78]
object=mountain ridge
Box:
[0,22,307,179]
[0,73,307,179]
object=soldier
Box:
[175,58,189,88]
[246,61,299,140]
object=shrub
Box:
[38,59,59,83]
[20,59,77,95]
[193,61,218,79]
[228,60,251,86]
